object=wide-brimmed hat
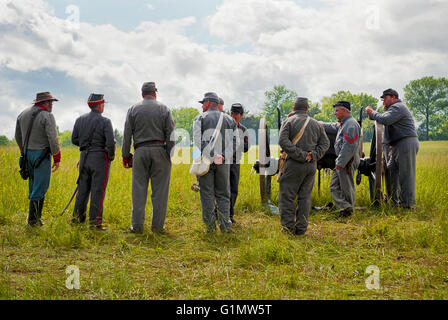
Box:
[199,92,219,104]
[33,92,58,104]
[88,93,106,107]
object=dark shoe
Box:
[282,227,295,235]
[152,228,168,235]
[294,228,306,236]
[312,202,334,211]
[89,224,107,231]
[339,207,353,218]
[206,226,217,233]
[129,226,143,234]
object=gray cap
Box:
[333,101,351,111]
[381,88,399,99]
[231,103,244,114]
[294,97,309,110]
[218,97,224,105]
[142,82,157,94]
[199,92,219,104]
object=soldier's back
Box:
[129,98,170,144]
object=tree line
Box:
[1,76,446,146]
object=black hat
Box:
[218,97,224,105]
[294,97,309,110]
[333,101,351,111]
[231,103,244,114]
[88,93,105,107]
[199,92,219,104]
[142,82,157,94]
[381,88,399,99]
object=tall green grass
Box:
[0,142,447,299]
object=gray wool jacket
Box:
[324,115,361,168]
[368,99,417,145]
[279,110,330,164]
[193,108,239,163]
[122,97,175,158]
[15,105,60,155]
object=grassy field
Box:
[0,141,447,299]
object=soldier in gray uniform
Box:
[229,103,250,224]
[323,101,361,217]
[278,97,330,235]
[122,82,175,234]
[71,94,115,230]
[15,92,61,226]
[366,89,419,208]
[193,92,237,233]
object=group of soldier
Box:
[14,84,418,236]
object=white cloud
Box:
[146,3,154,11]
[0,0,447,138]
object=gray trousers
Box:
[199,163,232,231]
[132,146,171,231]
[73,151,110,225]
[229,163,240,219]
[386,137,419,208]
[278,160,316,234]
[330,159,359,210]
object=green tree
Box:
[58,131,72,147]
[404,76,448,141]
[263,85,297,129]
[114,129,123,146]
[0,135,10,146]
[317,91,378,142]
[171,107,200,146]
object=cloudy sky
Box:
[1,0,447,138]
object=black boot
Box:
[36,197,45,226]
[27,200,39,226]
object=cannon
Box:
[253,107,388,206]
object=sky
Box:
[1,0,447,138]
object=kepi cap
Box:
[294,97,309,110]
[231,103,244,114]
[142,82,157,94]
[333,101,351,111]
[381,88,399,99]
[88,93,106,107]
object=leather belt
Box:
[135,140,165,149]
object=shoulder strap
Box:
[22,108,44,155]
[292,116,311,145]
[210,112,224,150]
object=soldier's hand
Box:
[214,154,224,165]
[52,161,60,172]
[336,165,343,171]
[306,152,313,162]
[366,106,374,115]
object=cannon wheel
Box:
[259,118,271,203]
